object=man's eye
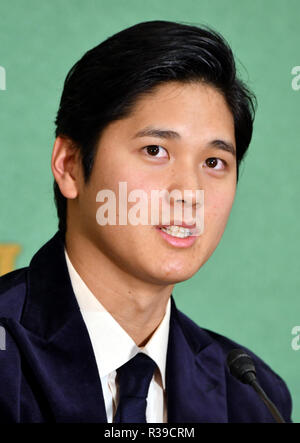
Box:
[143,145,168,158]
[204,157,226,170]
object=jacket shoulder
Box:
[0,267,28,320]
[176,308,293,422]
[177,307,282,374]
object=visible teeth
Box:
[161,226,192,238]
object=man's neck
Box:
[65,230,173,346]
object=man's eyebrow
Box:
[133,126,236,157]
[208,139,236,157]
[133,127,180,140]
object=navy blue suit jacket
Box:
[0,232,292,423]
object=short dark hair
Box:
[54,20,256,234]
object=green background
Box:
[0,0,299,422]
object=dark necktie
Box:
[113,352,157,423]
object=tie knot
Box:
[116,352,157,399]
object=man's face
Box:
[73,81,237,285]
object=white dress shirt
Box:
[64,250,170,423]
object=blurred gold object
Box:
[0,244,21,276]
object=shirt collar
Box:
[65,249,170,389]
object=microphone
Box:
[227,348,286,423]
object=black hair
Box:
[54,20,256,234]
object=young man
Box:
[0,20,292,423]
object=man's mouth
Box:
[159,225,193,238]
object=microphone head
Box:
[227,348,257,385]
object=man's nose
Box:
[165,158,204,209]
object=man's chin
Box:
[150,267,199,286]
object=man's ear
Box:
[51,136,82,199]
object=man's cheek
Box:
[204,199,232,232]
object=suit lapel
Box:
[166,297,228,423]
[14,232,107,422]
